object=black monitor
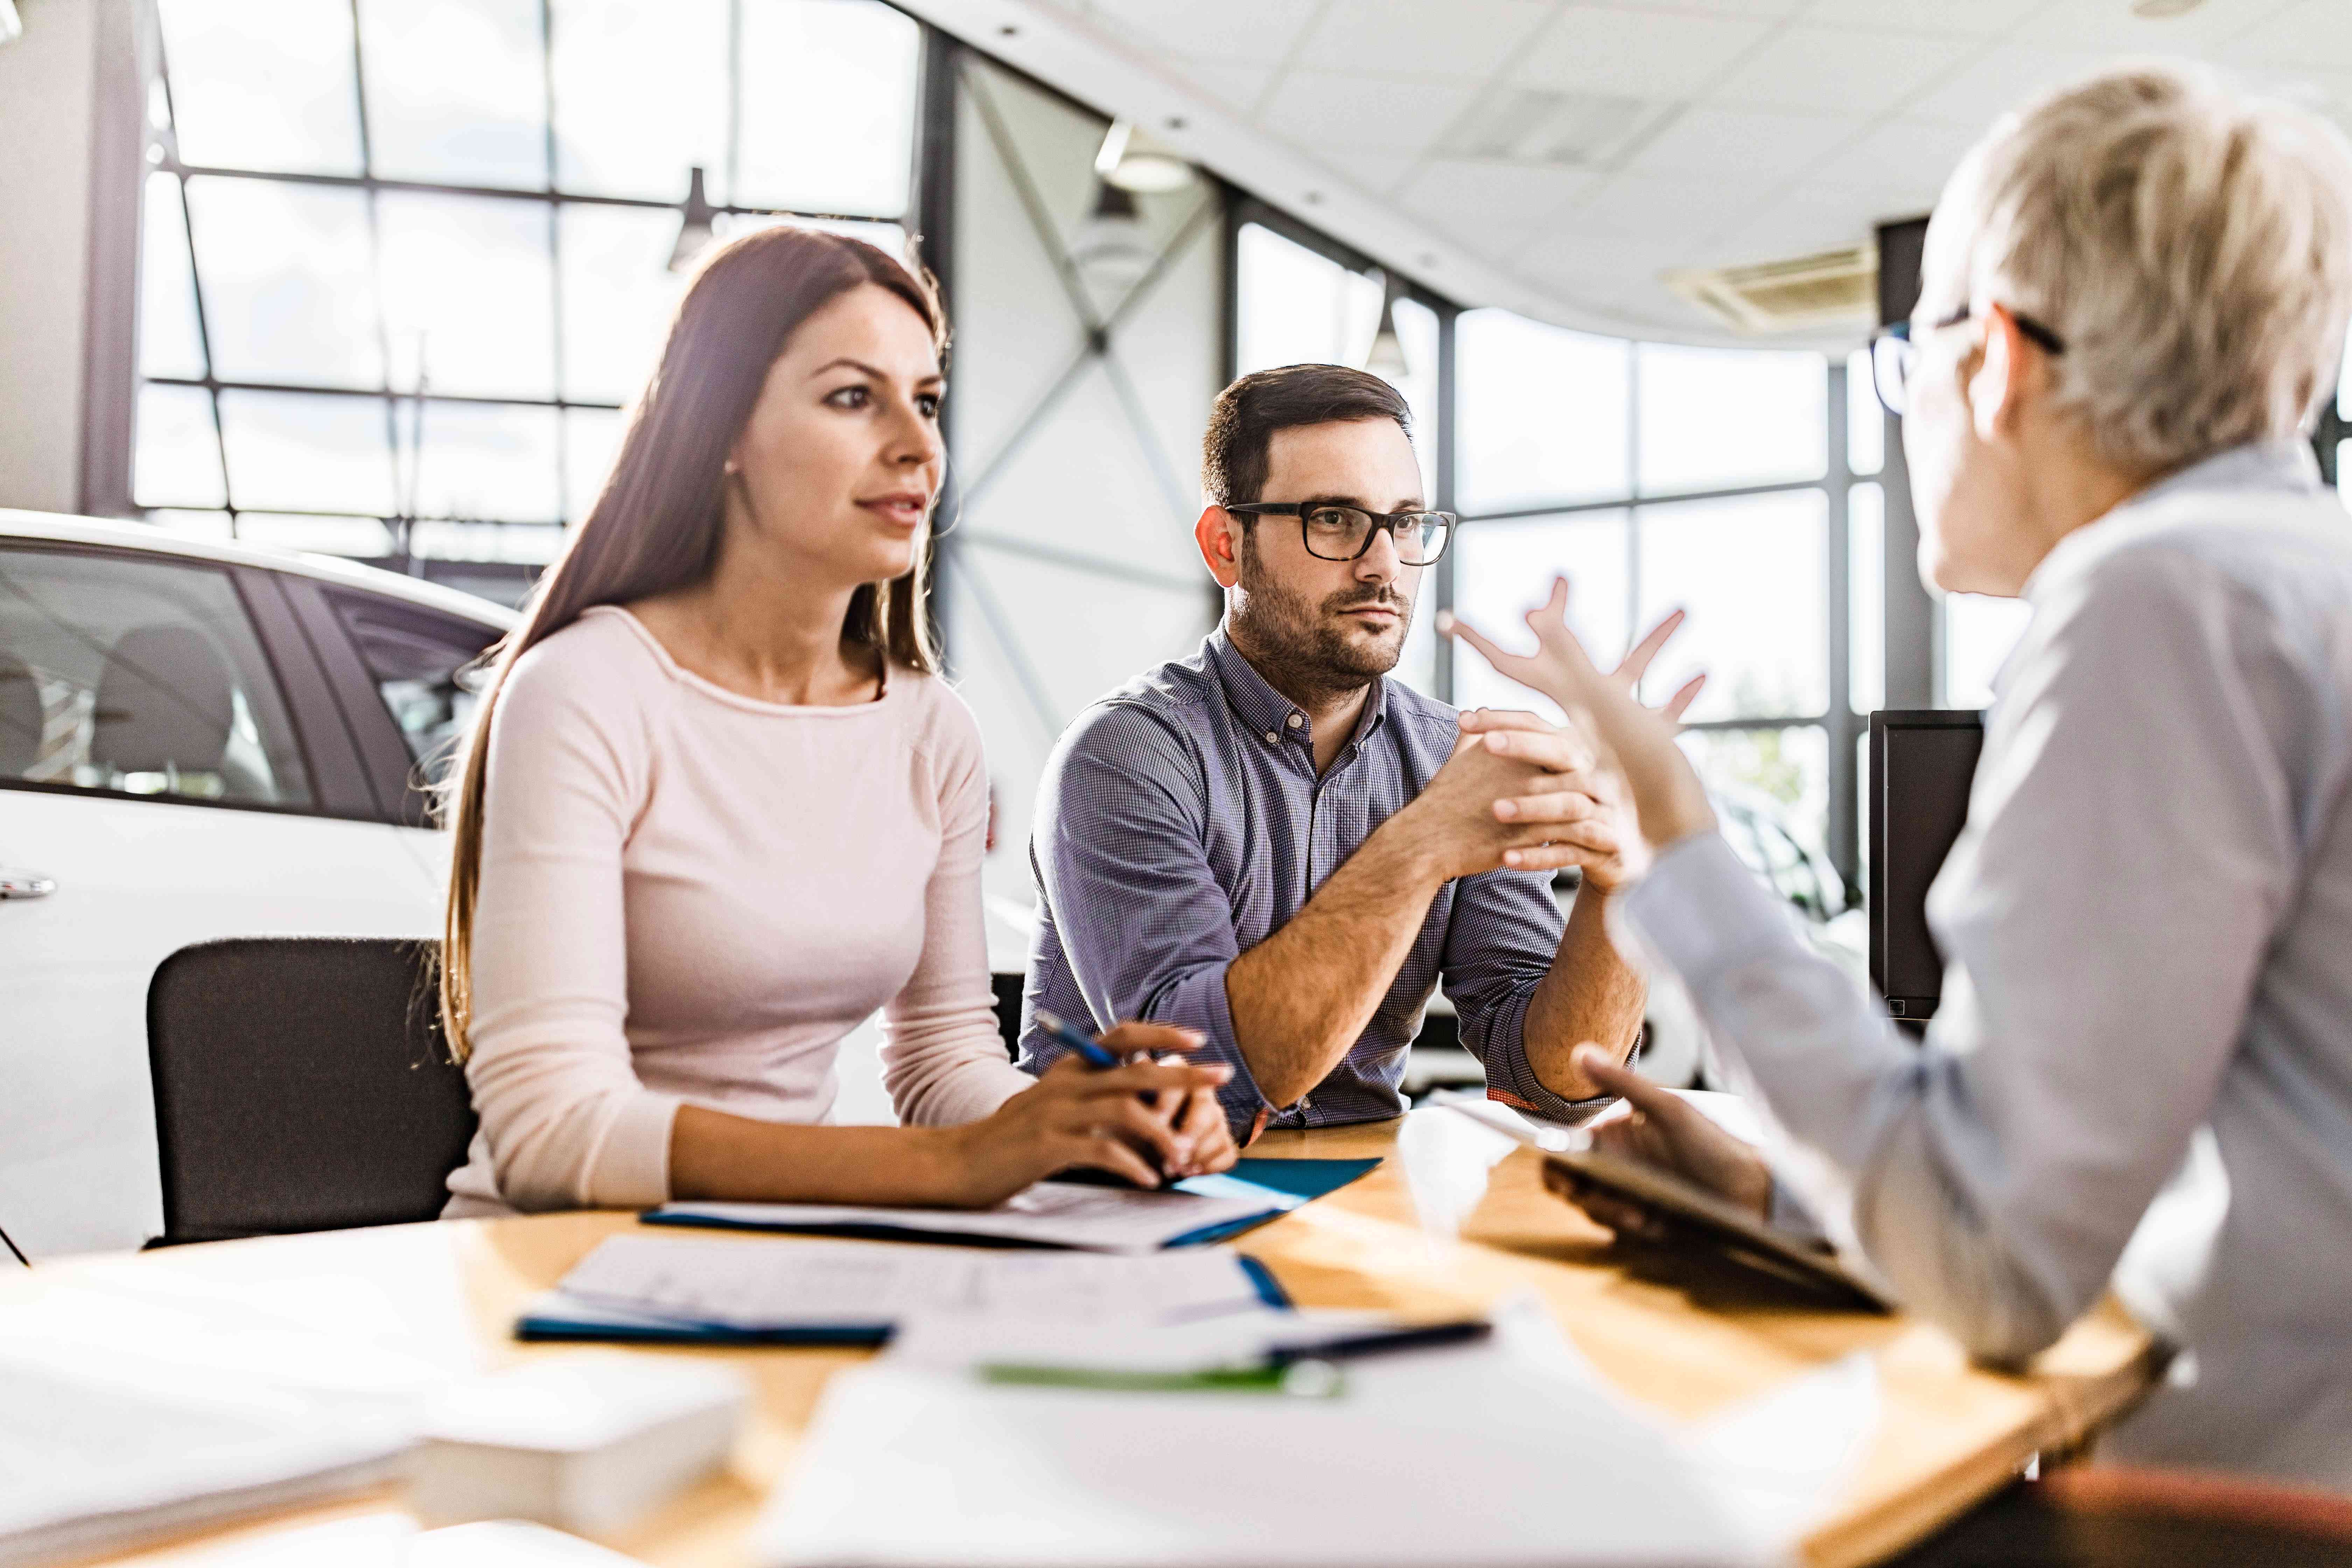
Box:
[1868,710,1984,1026]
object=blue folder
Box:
[516,1253,1295,1346]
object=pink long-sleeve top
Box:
[441,605,1031,1217]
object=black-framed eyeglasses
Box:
[1870,305,2066,417]
[1223,502,1456,565]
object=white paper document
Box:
[550,1236,1279,1332]
[0,1354,410,1568]
[649,1177,1294,1254]
[755,1298,1772,1568]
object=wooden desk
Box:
[28,1115,2159,1568]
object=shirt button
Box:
[1265,730,1280,744]
[1286,713,1303,729]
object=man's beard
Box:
[1227,532,1411,707]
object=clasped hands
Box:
[1409,600,1708,894]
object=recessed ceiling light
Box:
[2130,0,2208,16]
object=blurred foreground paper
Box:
[755,1298,1772,1567]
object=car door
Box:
[289,580,506,893]
[0,542,443,1259]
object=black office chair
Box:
[147,937,477,1246]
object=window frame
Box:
[129,0,930,579]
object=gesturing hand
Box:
[1439,580,1718,855]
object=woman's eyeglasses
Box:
[1870,306,2066,416]
[1223,503,1456,565]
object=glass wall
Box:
[135,0,919,582]
[1452,313,1851,868]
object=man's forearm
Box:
[1223,817,1444,1110]
[1519,883,1646,1100]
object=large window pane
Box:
[1636,344,1825,495]
[1846,349,1883,477]
[1681,725,1830,866]
[379,193,557,400]
[551,0,732,203]
[563,407,627,524]
[1636,489,1827,721]
[184,178,383,388]
[560,203,691,404]
[1942,594,2033,710]
[157,0,364,176]
[1849,482,1883,714]
[735,0,919,216]
[409,401,562,523]
[410,521,567,563]
[1450,511,1629,717]
[1236,223,1381,375]
[235,513,396,556]
[1457,310,1630,514]
[139,174,207,381]
[218,391,397,515]
[358,0,549,189]
[133,384,227,509]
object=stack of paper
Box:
[0,1355,410,1568]
[643,1157,1379,1254]
[522,1236,1286,1344]
[755,1300,1773,1567]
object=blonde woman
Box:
[439,228,1236,1218]
[1448,65,2352,1483]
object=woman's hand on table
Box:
[940,1025,1231,1204]
[1540,1045,1773,1240]
[1439,580,1719,857]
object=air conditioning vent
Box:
[1662,244,1879,334]
[1437,88,1675,173]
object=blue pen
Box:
[1032,1008,1123,1069]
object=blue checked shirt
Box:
[1016,628,1602,1134]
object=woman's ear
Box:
[1967,305,2035,444]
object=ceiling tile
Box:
[1801,115,1985,204]
[1902,44,2111,128]
[1316,148,1424,198]
[1256,71,1479,155]
[1398,159,1602,233]
[2220,0,2352,70]
[1550,170,1753,245]
[1081,0,1326,64]
[1296,0,1558,82]
[1706,26,1984,120]
[1795,0,2042,35]
[2009,0,2297,55]
[1706,188,1893,268]
[1177,57,1280,117]
[1572,0,1807,16]
[1512,6,1778,101]
[1624,104,1856,182]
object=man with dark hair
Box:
[1016,363,1685,1139]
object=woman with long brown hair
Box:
[438,227,1235,1217]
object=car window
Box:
[328,591,499,789]
[0,546,313,808]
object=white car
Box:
[0,512,513,1258]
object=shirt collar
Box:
[2023,439,2324,604]
[1204,627,1390,752]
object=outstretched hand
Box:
[1438,578,1718,855]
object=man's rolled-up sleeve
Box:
[1030,705,1274,1128]
[1441,866,1601,1122]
